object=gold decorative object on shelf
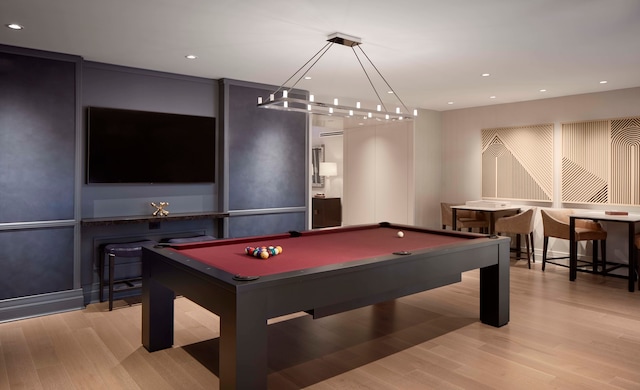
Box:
[151,202,170,216]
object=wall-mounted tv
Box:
[86,106,216,184]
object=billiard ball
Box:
[397,231,404,238]
[260,251,270,259]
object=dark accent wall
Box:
[80,62,220,303]
[0,51,76,222]
[0,47,79,308]
[81,62,218,218]
[220,79,308,237]
[0,227,74,300]
[0,44,310,320]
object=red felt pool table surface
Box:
[168,224,478,278]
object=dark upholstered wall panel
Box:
[81,62,218,218]
[0,227,74,300]
[80,62,220,302]
[228,213,306,238]
[226,83,307,210]
[0,51,76,223]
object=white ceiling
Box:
[2,0,640,112]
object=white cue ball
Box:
[397,231,404,238]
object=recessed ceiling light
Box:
[447,101,454,105]
[489,96,496,99]
[304,76,312,80]
[387,90,394,94]
[482,73,490,77]
[185,54,198,59]
[539,89,547,92]
[599,80,608,84]
[6,23,24,30]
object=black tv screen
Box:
[86,107,216,184]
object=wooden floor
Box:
[1,259,640,389]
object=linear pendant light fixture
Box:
[257,32,417,121]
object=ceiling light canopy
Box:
[257,32,417,121]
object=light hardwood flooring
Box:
[1,259,639,389]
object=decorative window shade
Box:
[481,124,553,201]
[562,117,640,205]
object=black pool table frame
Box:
[142,223,510,389]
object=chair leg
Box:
[108,253,115,311]
[600,239,607,275]
[530,232,535,263]
[542,236,549,271]
[99,253,105,303]
[592,240,599,274]
[525,234,531,269]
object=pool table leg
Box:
[479,240,510,327]
[141,268,175,352]
[219,293,269,390]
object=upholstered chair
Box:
[540,209,607,272]
[440,202,489,233]
[635,234,640,289]
[494,207,537,268]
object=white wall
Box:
[413,108,443,229]
[311,87,640,263]
[439,87,640,262]
[440,87,640,204]
[343,120,414,225]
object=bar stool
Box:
[100,240,156,311]
[540,209,606,273]
[494,207,537,269]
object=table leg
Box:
[489,213,496,236]
[142,263,175,352]
[452,209,458,231]
[219,293,269,389]
[479,239,510,327]
[569,218,577,281]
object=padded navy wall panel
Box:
[80,63,220,303]
[226,84,307,210]
[221,80,308,238]
[0,51,76,223]
[0,227,74,300]
[81,62,218,218]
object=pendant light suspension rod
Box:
[355,45,413,116]
[271,41,334,97]
[351,46,388,113]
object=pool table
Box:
[142,222,510,389]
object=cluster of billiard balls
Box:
[245,245,283,259]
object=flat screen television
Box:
[86,106,216,184]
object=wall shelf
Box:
[81,211,229,227]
